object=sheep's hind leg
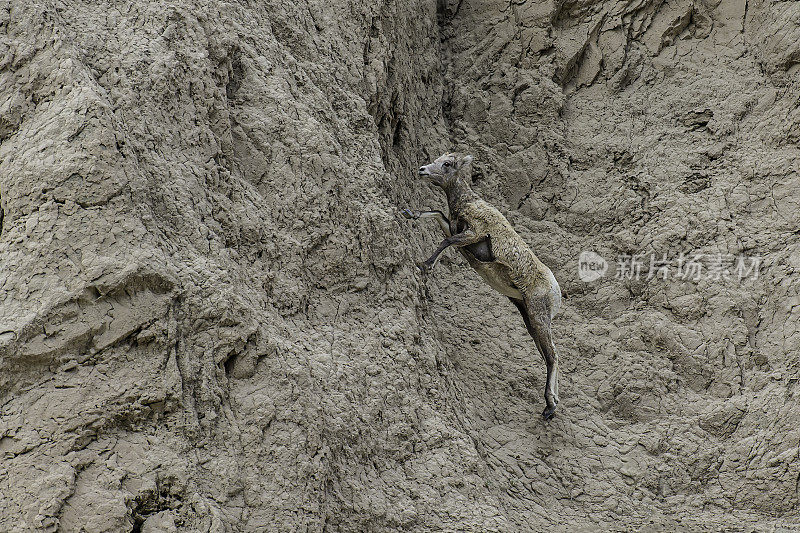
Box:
[525,297,559,420]
[509,297,535,337]
[510,297,553,418]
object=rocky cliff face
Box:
[1,0,798,531]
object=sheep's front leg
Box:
[401,209,452,237]
[419,229,479,275]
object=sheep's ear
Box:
[461,155,473,166]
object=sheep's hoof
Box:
[542,405,557,420]
[417,262,430,276]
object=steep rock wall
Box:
[0,0,798,531]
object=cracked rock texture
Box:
[1,0,799,531]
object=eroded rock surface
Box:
[1,0,798,531]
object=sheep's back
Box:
[461,200,555,298]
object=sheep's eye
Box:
[443,161,451,167]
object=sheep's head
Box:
[418,152,473,188]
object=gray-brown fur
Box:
[403,152,562,419]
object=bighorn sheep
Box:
[403,152,562,419]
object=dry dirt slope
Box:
[0,0,799,531]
